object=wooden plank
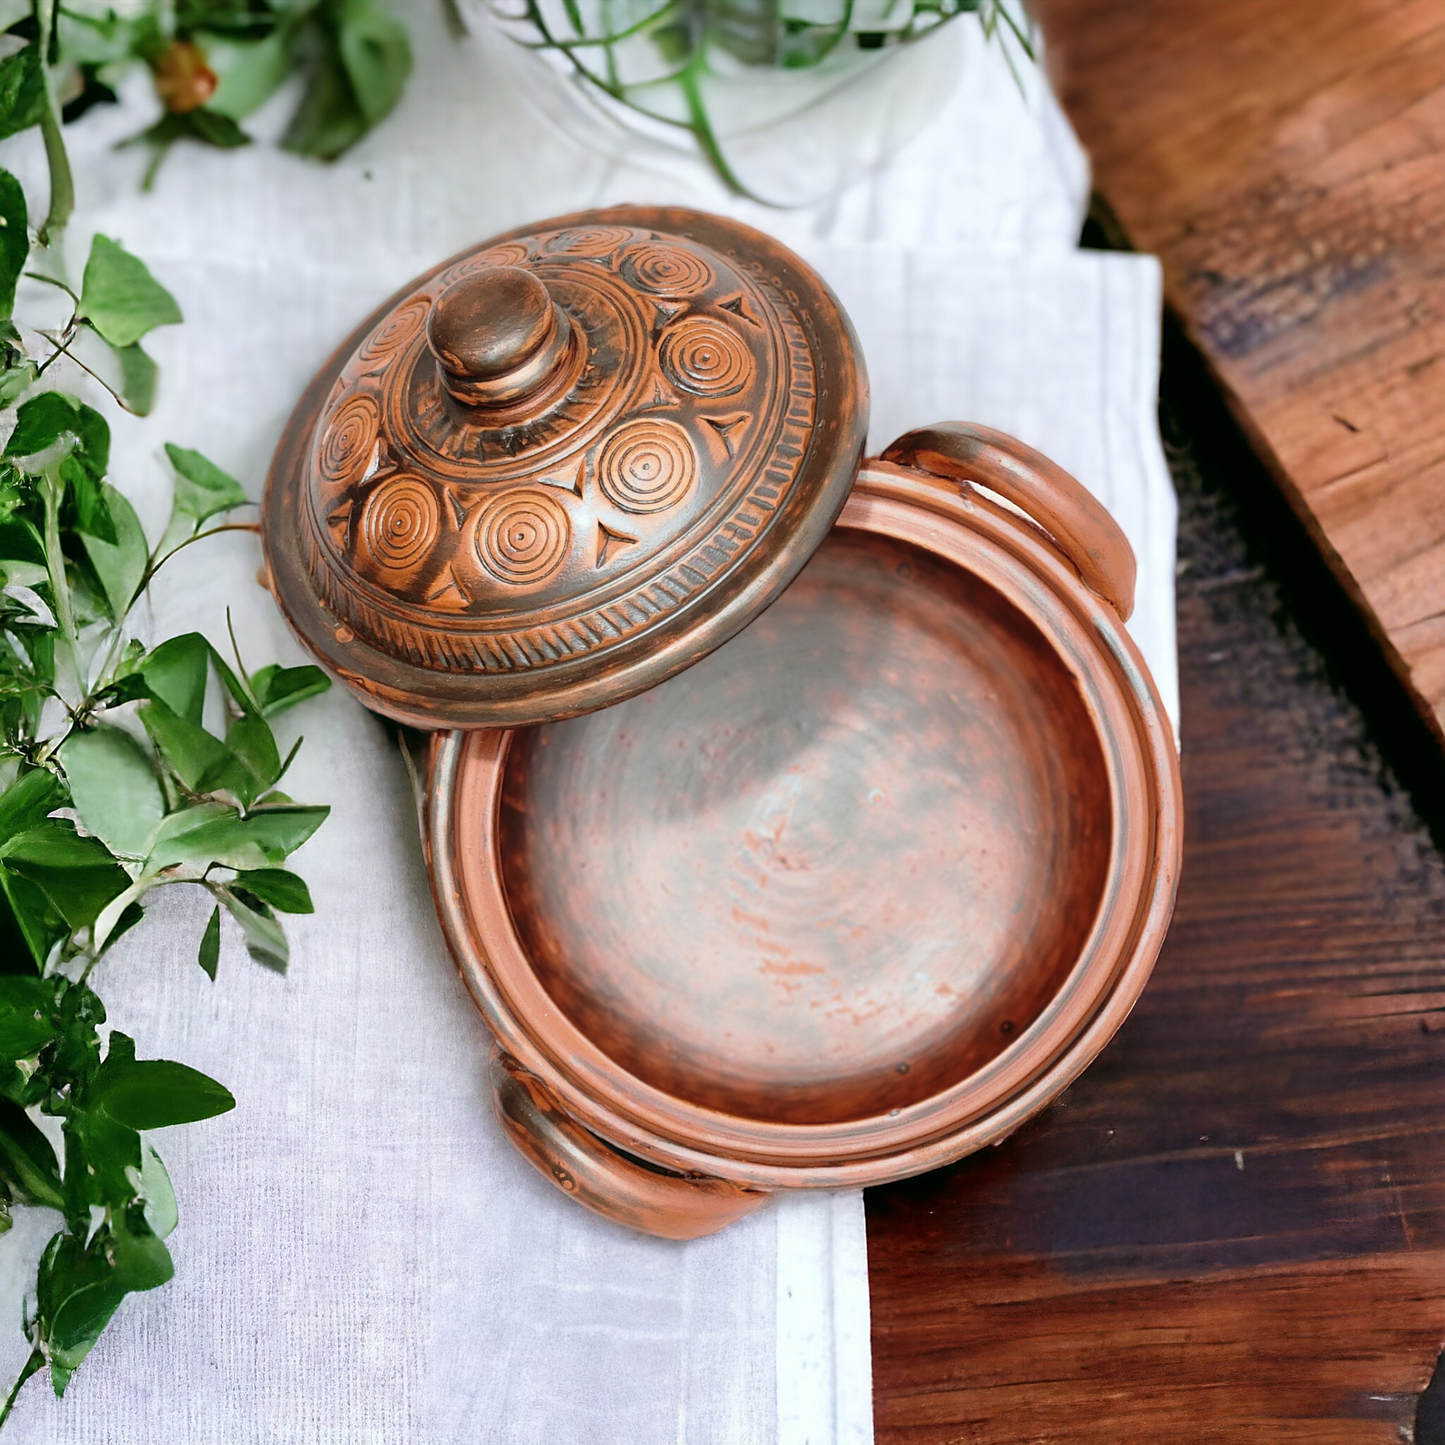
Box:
[1031,0,1445,745]
[865,336,1445,1441]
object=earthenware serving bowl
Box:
[263,206,1181,1239]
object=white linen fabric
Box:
[0,5,1176,1440]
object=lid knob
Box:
[426,266,573,409]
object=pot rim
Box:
[428,461,1182,1189]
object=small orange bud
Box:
[153,39,217,115]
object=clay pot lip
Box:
[261,204,868,731]
[428,462,1182,1189]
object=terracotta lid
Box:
[263,207,868,729]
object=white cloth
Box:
[0,6,1175,1441]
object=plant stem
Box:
[33,0,73,246]
[41,463,75,644]
[0,1346,44,1428]
[140,521,261,594]
[677,60,764,202]
[37,109,73,246]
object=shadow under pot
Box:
[262,205,1182,1240]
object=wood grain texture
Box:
[1032,0,1445,745]
[865,352,1445,1441]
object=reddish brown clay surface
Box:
[263,206,866,729]
[500,525,1112,1126]
[427,446,1180,1234]
[490,1052,769,1240]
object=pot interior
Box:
[498,527,1112,1126]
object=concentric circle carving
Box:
[659,317,751,397]
[478,242,531,267]
[545,226,634,257]
[361,475,439,571]
[445,243,532,284]
[359,298,430,363]
[597,419,698,515]
[319,393,379,483]
[477,489,571,584]
[623,243,714,297]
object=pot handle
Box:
[882,422,1137,621]
[490,1052,771,1240]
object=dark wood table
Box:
[864,317,1445,1444]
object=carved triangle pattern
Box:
[425,567,469,605]
[718,293,760,327]
[701,413,749,459]
[596,522,639,568]
[539,460,586,497]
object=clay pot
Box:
[263,207,1180,1239]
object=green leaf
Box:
[334,0,412,126]
[79,236,183,350]
[94,1052,235,1131]
[145,802,328,873]
[183,107,252,148]
[0,820,130,932]
[60,727,165,859]
[0,877,58,972]
[210,29,298,120]
[127,1143,177,1240]
[0,45,46,144]
[165,443,247,527]
[232,867,312,914]
[79,484,148,620]
[0,976,57,1060]
[59,1093,138,1229]
[107,337,158,417]
[138,633,210,724]
[66,400,111,484]
[101,900,145,957]
[138,697,232,793]
[0,356,35,407]
[63,454,116,544]
[5,395,110,500]
[0,168,28,320]
[132,107,254,165]
[0,1098,62,1209]
[197,903,220,980]
[0,514,46,589]
[220,886,288,972]
[0,769,66,844]
[251,663,330,717]
[38,1214,173,1392]
[221,712,280,805]
[282,20,365,160]
[48,978,104,1078]
[6,392,82,466]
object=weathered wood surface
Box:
[865,335,1445,1442]
[1031,0,1445,747]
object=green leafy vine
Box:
[0,1,331,1425]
